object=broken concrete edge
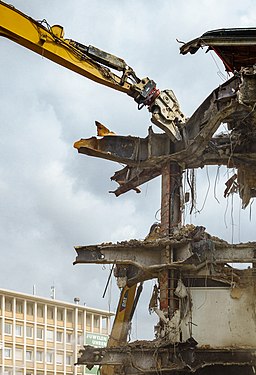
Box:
[74,72,256,206]
[75,343,256,373]
[73,223,256,262]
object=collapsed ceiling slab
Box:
[180,28,256,72]
[74,225,256,285]
[74,68,256,204]
[77,344,256,375]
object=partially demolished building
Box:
[74,29,256,375]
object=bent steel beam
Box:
[77,344,256,374]
[74,227,256,285]
[74,71,256,198]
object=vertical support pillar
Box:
[161,162,182,235]
[160,162,182,318]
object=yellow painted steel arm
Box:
[107,285,137,346]
[0,1,185,140]
[0,0,132,94]
[101,284,137,375]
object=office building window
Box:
[47,307,54,320]
[46,351,53,363]
[36,350,43,362]
[15,324,23,337]
[66,354,72,365]
[36,327,43,340]
[4,322,12,335]
[66,332,72,343]
[4,367,12,375]
[94,315,100,331]
[5,298,12,312]
[77,334,83,346]
[27,303,34,316]
[26,326,33,338]
[78,312,83,325]
[57,308,64,321]
[16,369,23,375]
[67,310,73,323]
[37,304,44,318]
[47,329,54,342]
[102,316,108,333]
[26,350,33,361]
[16,300,23,314]
[4,347,12,358]
[56,331,63,342]
[16,348,23,360]
[56,353,63,365]
[86,314,92,331]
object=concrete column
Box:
[160,162,182,318]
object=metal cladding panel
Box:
[184,287,256,348]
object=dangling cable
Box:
[214,166,221,204]
[102,264,114,299]
[197,166,210,213]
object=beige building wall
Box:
[0,289,112,375]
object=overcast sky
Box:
[1,0,256,340]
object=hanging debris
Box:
[237,166,256,208]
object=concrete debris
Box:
[223,168,256,208]
[95,120,116,136]
[174,279,188,299]
[224,174,238,198]
[230,286,243,299]
[144,222,161,241]
[148,284,158,312]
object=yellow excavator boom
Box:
[0,1,132,94]
[0,0,185,141]
[101,284,140,375]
